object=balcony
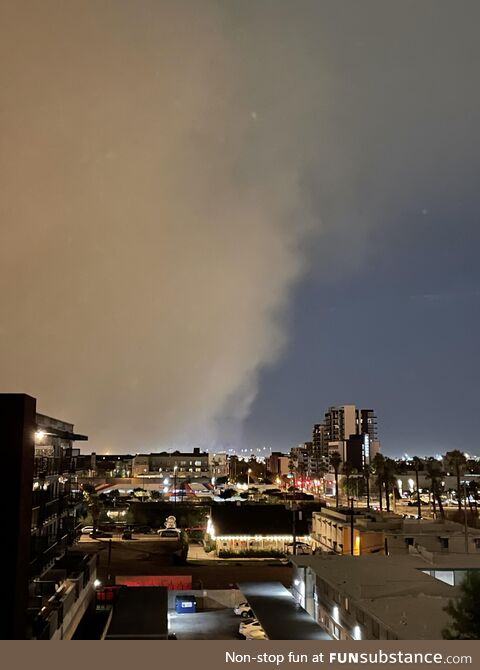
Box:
[28,552,98,640]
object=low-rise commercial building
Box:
[311,508,389,556]
[131,448,227,479]
[206,504,311,556]
[291,553,480,640]
[311,508,480,556]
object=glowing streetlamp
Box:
[173,465,178,507]
[247,468,252,487]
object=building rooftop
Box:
[291,553,480,639]
[210,504,310,536]
[105,586,168,639]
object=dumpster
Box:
[175,595,197,614]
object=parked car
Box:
[239,619,266,638]
[157,529,181,538]
[81,526,94,535]
[89,530,113,538]
[245,627,268,640]
[234,602,254,618]
[135,526,153,534]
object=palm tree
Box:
[82,485,103,536]
[329,452,342,509]
[412,456,423,519]
[425,458,445,520]
[342,460,354,493]
[468,480,479,517]
[444,450,467,511]
[343,471,365,499]
[372,453,385,511]
[363,464,371,511]
[383,458,397,513]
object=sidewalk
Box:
[188,543,216,560]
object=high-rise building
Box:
[312,405,380,469]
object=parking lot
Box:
[168,608,242,640]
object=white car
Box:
[81,526,94,535]
[234,602,254,618]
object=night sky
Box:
[1,1,479,455]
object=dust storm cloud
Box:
[3,1,478,452]
[0,1,328,450]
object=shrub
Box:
[217,549,285,558]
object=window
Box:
[332,624,341,640]
[439,537,449,550]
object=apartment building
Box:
[1,393,94,639]
[312,405,380,471]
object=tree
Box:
[82,485,103,536]
[444,450,467,511]
[363,464,371,511]
[383,458,397,513]
[342,460,354,493]
[371,453,385,511]
[297,461,307,492]
[342,472,365,499]
[425,458,445,520]
[442,571,480,639]
[468,480,479,516]
[329,452,342,509]
[412,456,423,519]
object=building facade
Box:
[1,393,94,640]
[312,405,380,473]
[291,553,480,640]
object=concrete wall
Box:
[167,589,244,610]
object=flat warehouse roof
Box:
[237,581,331,640]
[105,586,168,639]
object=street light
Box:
[247,468,252,487]
[173,465,178,507]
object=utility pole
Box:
[289,501,299,556]
[174,464,178,509]
[107,539,112,583]
[292,506,296,556]
[415,463,422,520]
[463,480,469,553]
[350,497,355,556]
